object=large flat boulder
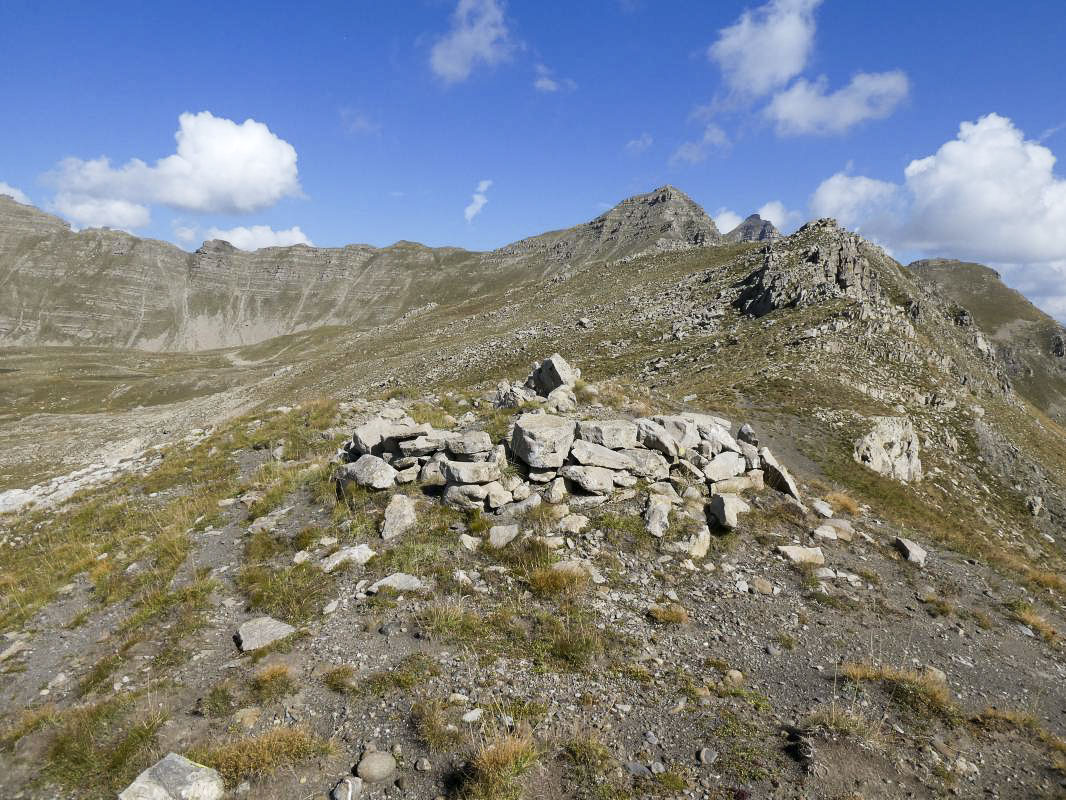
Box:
[576,419,639,450]
[511,414,576,469]
[569,439,636,470]
[559,465,615,494]
[342,455,398,490]
[235,616,295,652]
[441,459,501,485]
[618,448,671,480]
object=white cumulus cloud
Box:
[205,224,312,251]
[757,200,803,231]
[533,64,576,93]
[713,208,743,233]
[810,173,901,230]
[625,133,653,155]
[810,113,1066,320]
[670,123,729,165]
[0,181,31,206]
[709,0,820,97]
[705,0,906,138]
[464,179,493,222]
[53,196,151,231]
[48,111,301,229]
[766,71,909,135]
[430,0,512,84]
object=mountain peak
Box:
[723,213,781,243]
[499,185,719,266]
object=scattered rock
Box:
[488,524,521,549]
[234,617,296,652]
[356,751,397,783]
[894,536,927,566]
[369,573,426,593]
[776,546,825,566]
[708,493,750,529]
[118,753,224,800]
[344,455,399,490]
[381,494,417,540]
[321,544,376,573]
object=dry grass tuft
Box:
[840,661,957,721]
[648,602,689,624]
[420,596,487,640]
[322,665,357,694]
[249,664,296,702]
[1007,600,1058,642]
[529,566,588,598]
[564,731,612,771]
[806,704,884,747]
[191,726,331,787]
[0,704,59,751]
[825,491,860,515]
[461,732,539,800]
[412,699,462,751]
[236,562,333,625]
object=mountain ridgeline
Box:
[0,186,774,352]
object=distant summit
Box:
[723,213,780,243]
[498,185,720,265]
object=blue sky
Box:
[2,0,1066,319]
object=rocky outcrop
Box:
[853,416,923,483]
[723,214,781,243]
[735,219,881,317]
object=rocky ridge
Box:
[0,186,723,351]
